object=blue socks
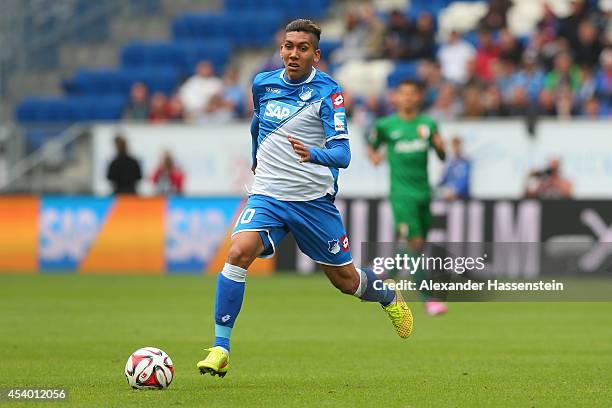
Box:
[213,263,247,354]
[213,264,394,354]
[353,267,396,307]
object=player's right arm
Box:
[250,74,264,174]
[250,115,259,174]
[367,119,386,166]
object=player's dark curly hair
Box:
[285,19,321,48]
[399,79,424,91]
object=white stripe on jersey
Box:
[251,101,336,201]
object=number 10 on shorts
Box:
[236,208,255,226]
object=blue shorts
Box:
[232,194,353,266]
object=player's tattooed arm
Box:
[432,132,446,161]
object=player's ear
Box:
[313,48,321,64]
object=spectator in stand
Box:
[573,19,603,67]
[151,150,185,195]
[106,134,141,195]
[148,92,170,123]
[331,10,367,65]
[418,61,444,108]
[545,51,582,93]
[536,3,559,39]
[537,88,557,116]
[437,30,476,85]
[582,96,602,117]
[360,4,386,59]
[475,29,501,83]
[178,60,223,122]
[577,65,597,104]
[463,57,486,89]
[556,85,579,118]
[558,0,590,51]
[166,95,184,121]
[426,83,461,121]
[507,85,533,116]
[484,84,510,117]
[508,51,546,104]
[525,28,565,70]
[462,85,484,117]
[203,66,246,122]
[499,28,524,65]
[124,82,149,120]
[438,136,471,200]
[404,12,436,61]
[260,29,285,72]
[479,0,512,31]
[525,157,573,199]
[383,9,412,60]
[595,49,612,114]
[495,57,518,101]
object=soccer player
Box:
[197,19,413,378]
[367,79,448,316]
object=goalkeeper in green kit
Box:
[367,79,448,316]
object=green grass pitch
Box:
[1,274,611,407]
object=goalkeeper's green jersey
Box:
[370,113,438,201]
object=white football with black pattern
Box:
[125,347,174,390]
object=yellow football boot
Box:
[197,347,229,378]
[382,281,414,338]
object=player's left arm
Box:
[289,85,351,168]
[432,132,446,161]
[288,136,350,168]
[430,121,446,161]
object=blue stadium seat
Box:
[319,39,342,60]
[176,41,232,75]
[120,67,181,95]
[228,12,283,47]
[65,69,130,96]
[223,0,330,20]
[16,95,127,124]
[121,42,183,70]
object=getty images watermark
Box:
[371,252,564,293]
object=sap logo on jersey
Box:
[264,101,299,122]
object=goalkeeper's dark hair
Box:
[285,19,321,48]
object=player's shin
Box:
[353,267,396,306]
[213,263,247,354]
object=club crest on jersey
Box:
[328,239,341,255]
[331,92,344,108]
[417,124,431,139]
[264,100,299,122]
[299,86,313,101]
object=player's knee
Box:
[227,242,257,269]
